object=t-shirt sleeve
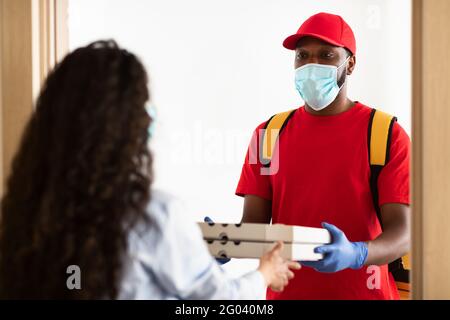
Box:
[235,122,273,201]
[377,121,411,206]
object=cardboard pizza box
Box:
[198,222,331,244]
[204,239,323,261]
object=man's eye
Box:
[296,52,307,59]
[321,52,334,59]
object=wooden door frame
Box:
[412,0,450,299]
[0,0,68,195]
[411,0,423,300]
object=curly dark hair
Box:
[0,40,153,299]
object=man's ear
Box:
[347,55,356,75]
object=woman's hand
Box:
[257,241,301,292]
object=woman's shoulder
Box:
[126,188,206,275]
[129,189,188,248]
[146,189,185,227]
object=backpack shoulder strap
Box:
[368,108,397,166]
[368,108,410,287]
[368,108,397,222]
[261,109,296,163]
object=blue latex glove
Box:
[301,222,368,273]
[204,216,231,265]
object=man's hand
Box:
[301,222,368,273]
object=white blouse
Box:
[118,190,265,299]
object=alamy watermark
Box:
[155,122,281,175]
[66,265,81,290]
[366,265,381,290]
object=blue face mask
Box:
[145,102,157,138]
[294,57,350,111]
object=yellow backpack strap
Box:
[368,109,410,289]
[369,109,397,166]
[261,109,296,164]
[368,108,397,218]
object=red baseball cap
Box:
[283,12,356,55]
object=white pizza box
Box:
[204,239,323,261]
[198,222,331,244]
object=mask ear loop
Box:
[146,102,157,138]
[336,56,351,89]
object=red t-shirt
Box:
[235,102,410,300]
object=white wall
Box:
[68,0,411,294]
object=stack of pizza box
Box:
[198,222,331,261]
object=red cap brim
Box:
[282,32,347,51]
